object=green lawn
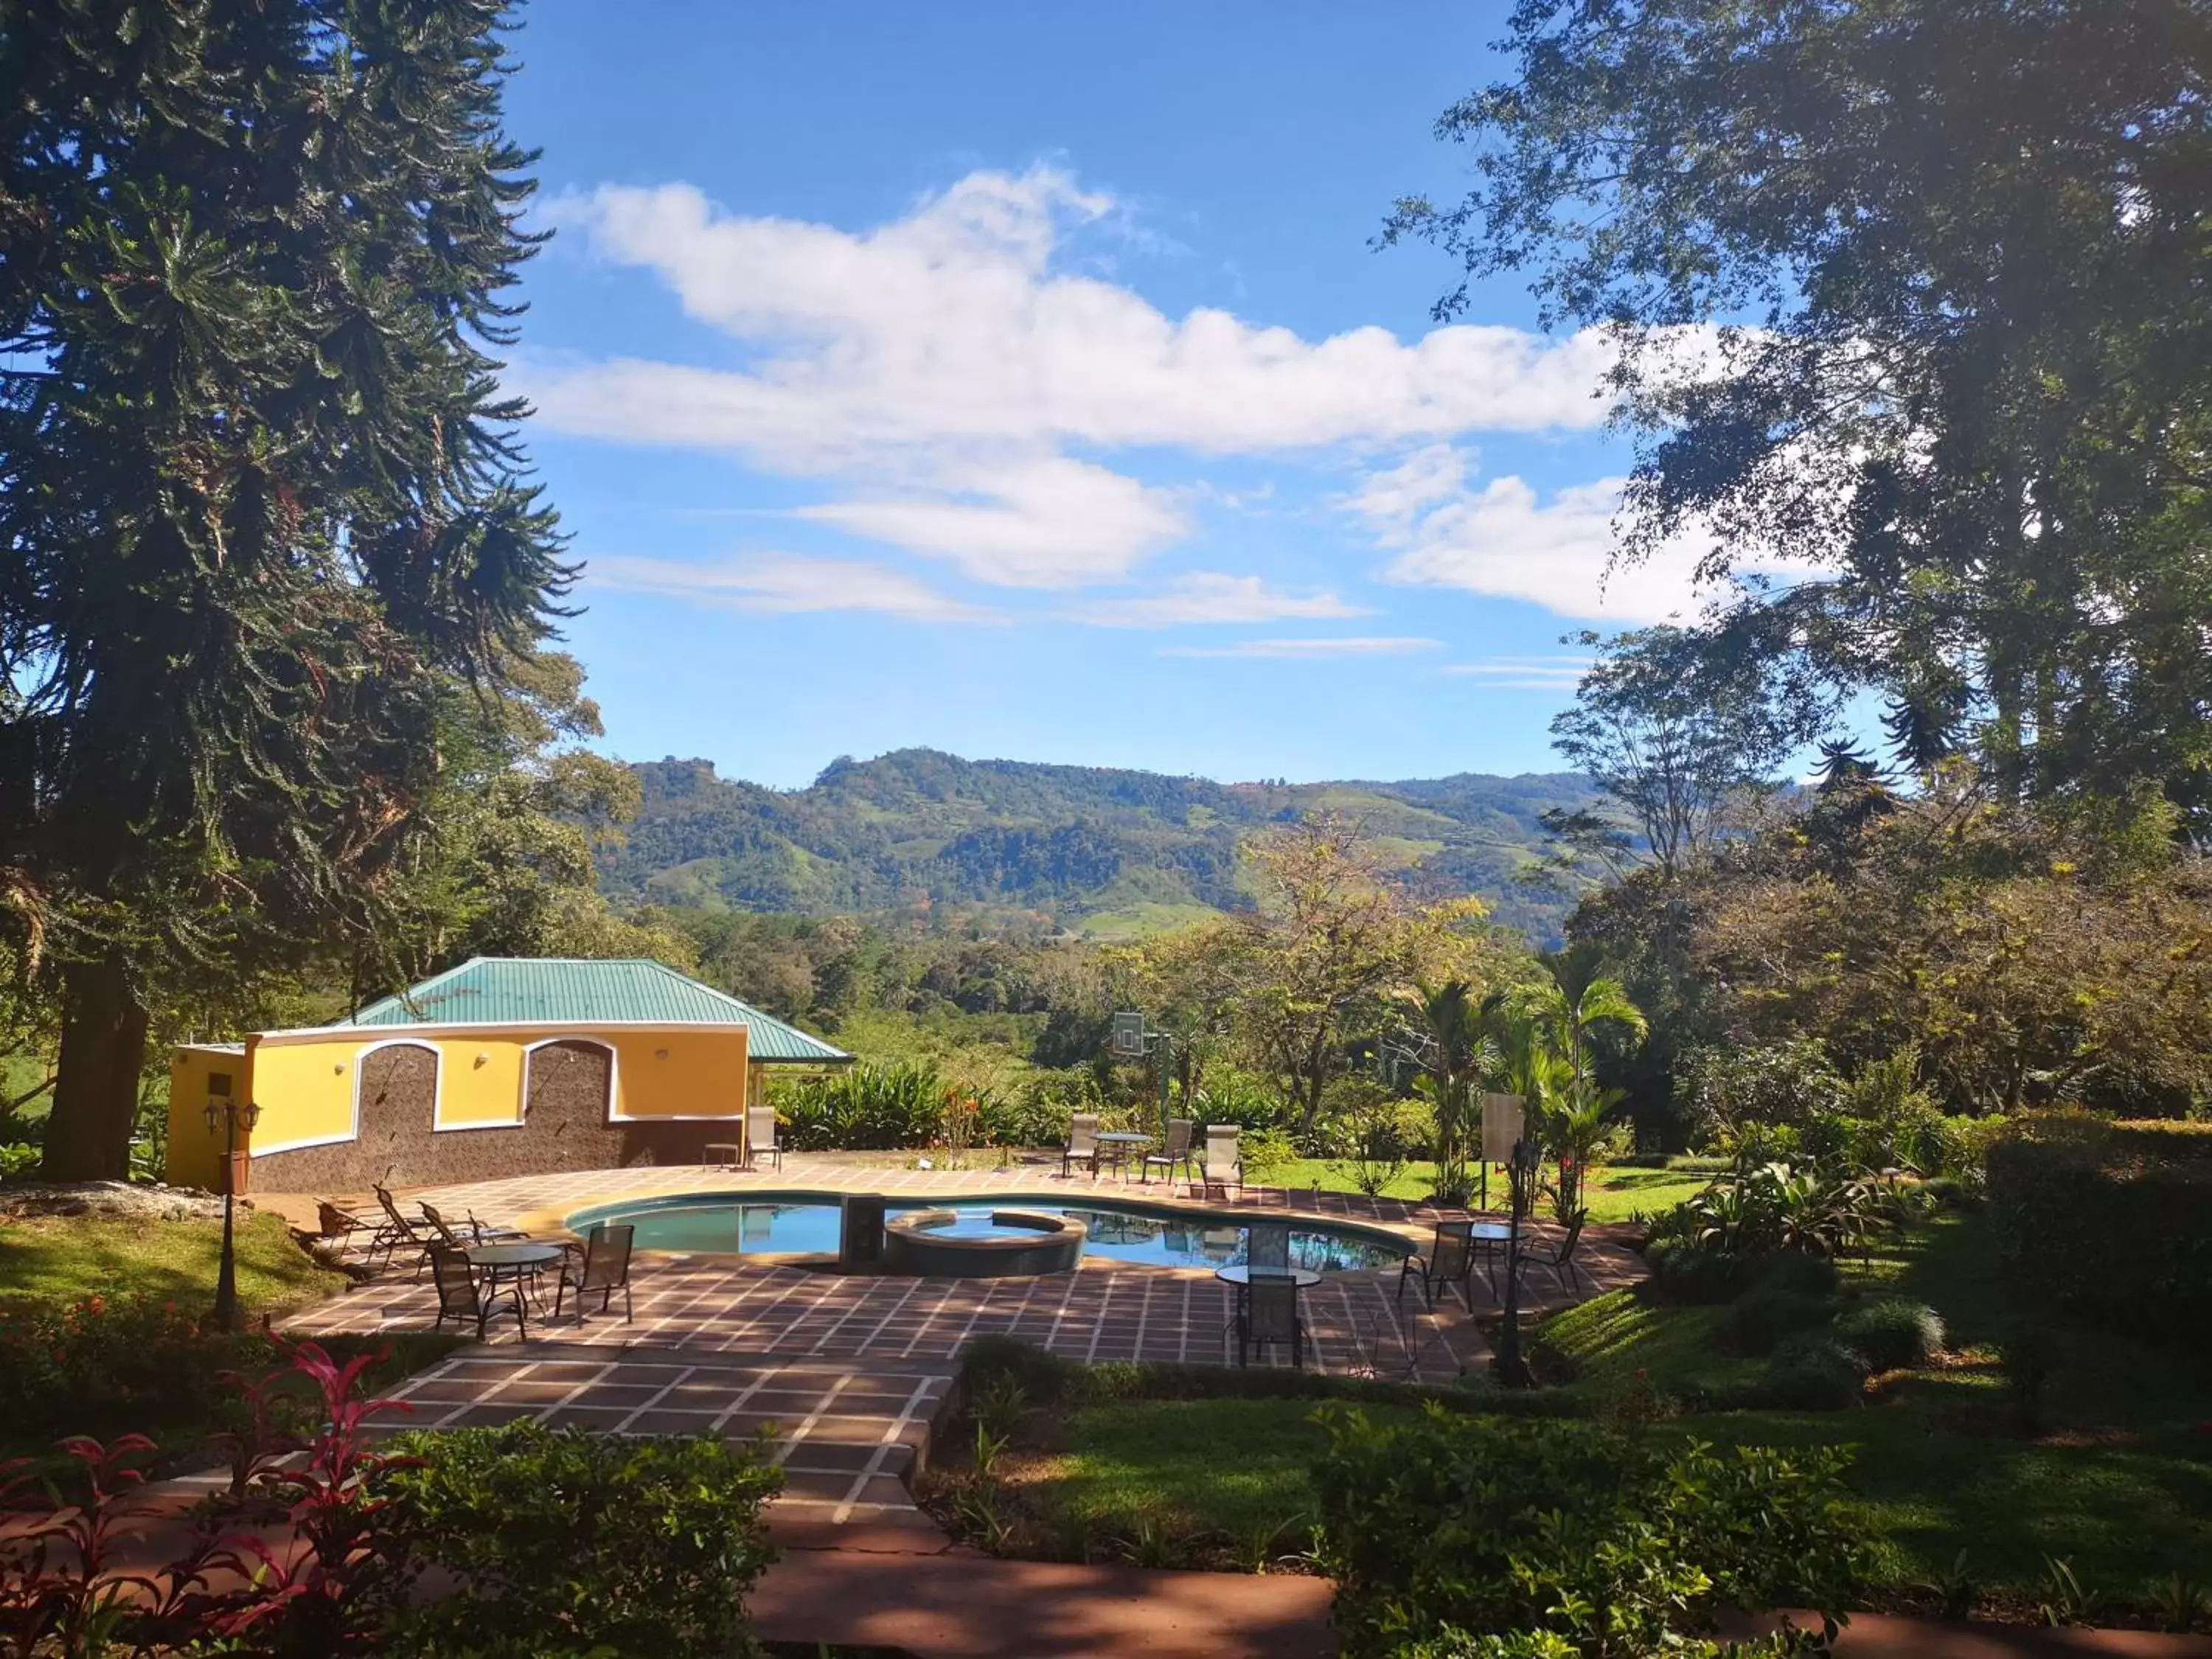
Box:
[0,1209,345,1315]
[1262,1158,1711,1223]
[980,1206,2212,1607]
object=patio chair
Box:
[1234,1268,1305,1368]
[1141,1118,1196,1186]
[1202,1124,1242,1198]
[745,1106,783,1172]
[1397,1218,1475,1310]
[1061,1113,1101,1179]
[315,1200,377,1253]
[1248,1220,1292,1272]
[1517,1209,1588,1295]
[418,1201,527,1249]
[428,1245,525,1342]
[371,1184,436,1277]
[555,1223,636,1324]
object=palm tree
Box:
[1507,945,1648,1220]
[1399,978,1498,1206]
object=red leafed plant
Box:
[0,1338,417,1658]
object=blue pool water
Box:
[566,1192,1406,1273]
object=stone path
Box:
[371,1343,954,1537]
[286,1253,1523,1380]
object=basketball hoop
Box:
[1110,1011,1149,1059]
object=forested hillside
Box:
[596,748,1601,941]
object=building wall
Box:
[166,1047,248,1192]
[165,1024,753,1194]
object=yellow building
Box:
[167,957,850,1194]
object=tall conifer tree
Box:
[0,0,571,1178]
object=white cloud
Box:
[1159,636,1442,660]
[585,552,999,623]
[793,456,1186,588]
[1352,447,1825,624]
[523,168,1632,591]
[1441,655,1594,691]
[1079,572,1368,627]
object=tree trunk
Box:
[41,957,150,1181]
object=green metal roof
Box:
[338,957,852,1065]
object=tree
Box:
[1,1,573,1177]
[1688,770,2212,1115]
[1545,627,1815,883]
[1234,815,1482,1137]
[1394,0,2212,834]
[1507,945,1646,1217]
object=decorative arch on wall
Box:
[335,1039,439,1155]
[521,1037,618,1127]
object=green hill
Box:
[599,748,1604,942]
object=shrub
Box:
[1728,1288,1837,1355]
[1757,1251,1844,1299]
[774,1062,948,1149]
[1985,1113,2212,1346]
[1312,1409,1864,1657]
[1759,1334,1868,1411]
[1834,1296,1945,1372]
[378,1422,782,1657]
[0,1290,238,1441]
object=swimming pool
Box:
[563,1191,1408,1273]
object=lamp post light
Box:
[204,1093,262,1333]
[1494,1135,1543,1388]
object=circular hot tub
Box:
[883,1207,1086,1277]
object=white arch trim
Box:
[251,1037,441,1157]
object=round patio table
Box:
[1213,1265,1322,1289]
[1095,1130,1152,1178]
[465,1240,566,1338]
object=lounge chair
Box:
[1234,1268,1305,1368]
[1248,1220,1292,1273]
[1061,1112,1101,1179]
[1397,1219,1475,1310]
[1517,1209,1588,1295]
[428,1245,525,1341]
[371,1184,436,1277]
[1141,1118,1195,1186]
[315,1201,377,1254]
[745,1106,783,1172]
[555,1223,636,1324]
[1202,1124,1242,1199]
[418,1200,526,1249]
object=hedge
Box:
[1984,1113,2212,1346]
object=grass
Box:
[1262,1158,1711,1222]
[1033,1397,1338,1543]
[961,1205,2212,1610]
[0,1209,346,1316]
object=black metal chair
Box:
[429,1245,525,1341]
[1517,1209,1588,1295]
[1141,1118,1196,1186]
[1235,1269,1305,1368]
[1397,1219,1475,1310]
[555,1223,636,1324]
[1248,1221,1292,1273]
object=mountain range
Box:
[599,748,1605,942]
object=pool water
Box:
[566,1193,1406,1273]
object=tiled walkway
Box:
[287,1251,1527,1379]
[372,1344,952,1534]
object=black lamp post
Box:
[205,1093,262,1333]
[1494,1135,1542,1388]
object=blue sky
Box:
[501,1,1742,789]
